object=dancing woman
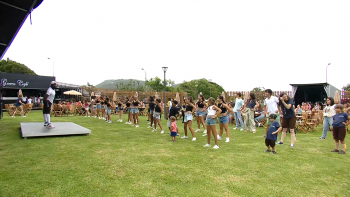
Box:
[203,97,222,149]
[181,97,197,141]
[195,94,207,134]
[153,98,164,133]
[217,96,233,142]
[131,96,140,127]
[117,98,124,122]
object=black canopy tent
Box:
[290,83,340,105]
[0,0,43,119]
[0,0,43,59]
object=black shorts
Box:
[282,116,296,129]
[333,127,346,141]
[265,138,276,148]
[43,101,52,114]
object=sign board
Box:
[0,72,55,89]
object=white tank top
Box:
[207,105,216,116]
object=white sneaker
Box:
[213,145,219,149]
[47,124,55,129]
[160,130,164,134]
[135,125,139,128]
[203,130,207,134]
[195,129,200,133]
[217,135,222,140]
[203,144,211,147]
[108,121,112,123]
[233,127,238,130]
[181,136,188,139]
[202,133,207,136]
[240,128,244,131]
[291,144,295,147]
[152,129,156,132]
[147,126,153,128]
[125,121,128,124]
[192,137,196,141]
[225,138,230,143]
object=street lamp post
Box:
[162,67,168,119]
[48,58,54,77]
[326,63,331,96]
[208,79,212,97]
[141,68,147,91]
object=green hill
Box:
[95,79,144,90]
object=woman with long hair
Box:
[243,93,260,133]
[153,98,164,133]
[117,98,124,122]
[216,96,233,142]
[131,96,141,127]
[105,97,112,123]
[319,97,336,139]
[125,97,133,124]
[148,96,155,129]
[181,97,197,141]
[203,97,221,149]
[12,94,25,118]
[195,94,207,134]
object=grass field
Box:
[0,111,349,196]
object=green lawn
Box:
[0,111,349,196]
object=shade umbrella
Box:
[334,90,340,104]
[113,92,117,102]
[64,90,82,96]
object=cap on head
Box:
[51,81,56,85]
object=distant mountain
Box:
[95,79,144,90]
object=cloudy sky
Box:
[3,0,350,91]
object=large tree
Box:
[146,77,175,92]
[343,83,350,91]
[177,78,225,99]
[0,59,37,75]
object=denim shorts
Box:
[184,114,193,122]
[101,105,105,109]
[133,108,139,114]
[97,104,101,109]
[128,108,132,113]
[219,116,229,124]
[153,112,161,119]
[196,110,206,116]
[206,117,216,125]
[106,108,111,115]
[118,108,124,111]
[150,110,154,115]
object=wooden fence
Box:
[225,91,292,104]
[84,88,188,104]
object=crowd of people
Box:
[11,81,350,153]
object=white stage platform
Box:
[20,122,91,139]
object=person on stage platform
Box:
[43,81,56,128]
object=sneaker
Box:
[331,149,339,152]
[202,133,207,136]
[135,125,139,128]
[276,141,283,145]
[108,121,112,123]
[264,149,271,152]
[203,144,211,147]
[240,128,244,131]
[181,136,188,139]
[203,130,207,134]
[291,144,295,147]
[339,150,346,154]
[213,145,219,149]
[177,134,180,136]
[147,126,153,129]
[225,138,230,143]
[195,129,200,133]
[125,121,129,124]
[192,137,196,141]
[47,124,55,129]
[252,129,256,133]
[217,135,222,140]
[233,127,238,130]
[44,123,48,127]
[152,129,156,132]
[160,130,164,134]
[319,137,325,140]
[271,151,276,154]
